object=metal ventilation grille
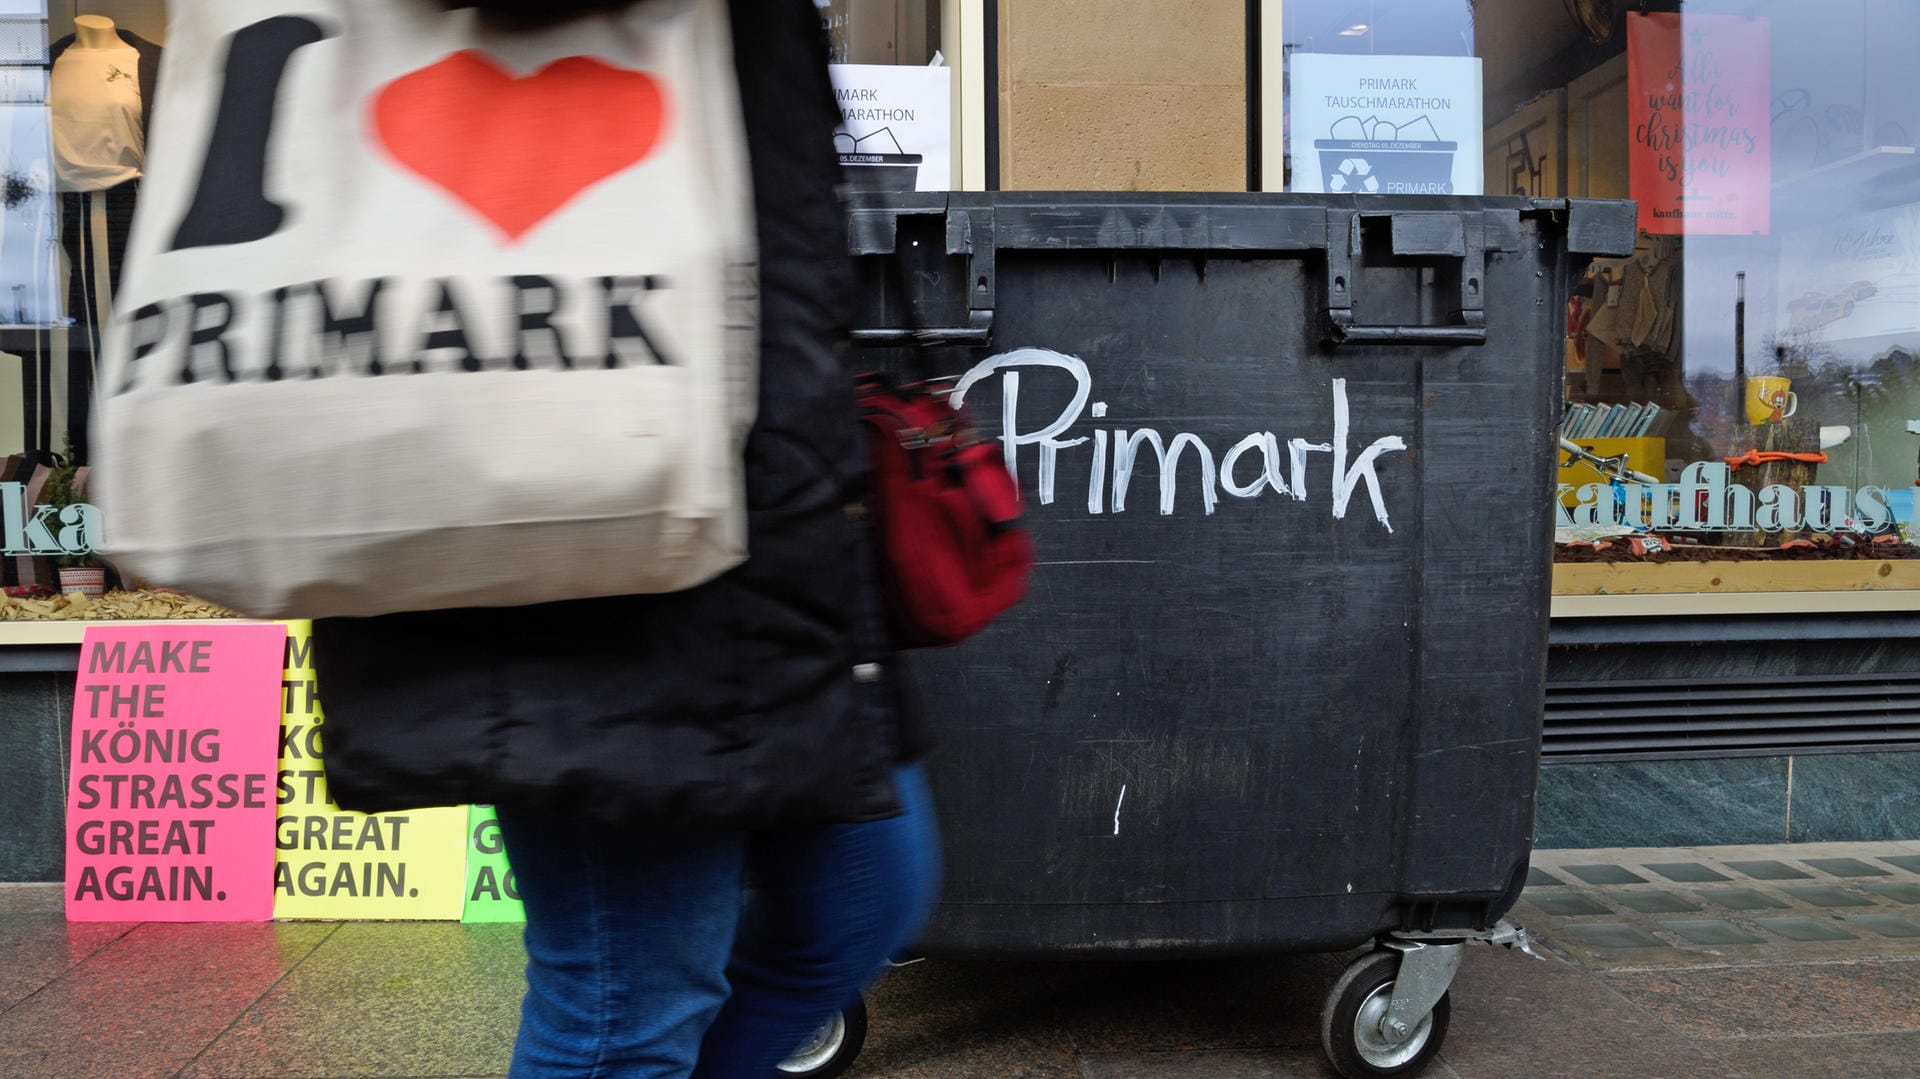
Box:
[1543,673,1920,762]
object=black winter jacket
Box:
[312,0,915,830]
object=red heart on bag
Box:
[373,50,667,242]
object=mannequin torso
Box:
[73,15,120,50]
[51,16,146,192]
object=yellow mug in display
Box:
[1745,376,1798,425]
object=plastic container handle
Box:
[1327,322,1488,347]
[852,326,992,347]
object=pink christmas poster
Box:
[1629,13,1771,235]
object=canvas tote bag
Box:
[95,0,756,618]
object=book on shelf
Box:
[1576,403,1602,438]
[1561,400,1667,441]
[1620,402,1647,438]
[1635,403,1663,437]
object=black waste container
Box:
[839,193,1634,1079]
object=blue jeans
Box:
[494,765,939,1079]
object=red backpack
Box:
[858,375,1032,648]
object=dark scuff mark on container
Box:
[1042,654,1076,713]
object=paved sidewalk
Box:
[4,840,1919,1078]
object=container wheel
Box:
[775,996,868,1079]
[1319,950,1451,1078]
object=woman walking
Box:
[311,1,939,1075]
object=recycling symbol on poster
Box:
[1328,158,1379,193]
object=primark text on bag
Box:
[96,0,757,618]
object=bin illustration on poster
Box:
[1289,54,1484,196]
[828,63,951,193]
[273,621,469,921]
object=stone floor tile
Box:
[0,883,62,915]
[1525,868,1564,887]
[1606,890,1701,914]
[1523,894,1612,917]
[179,922,521,1079]
[1802,857,1893,878]
[1560,924,1666,950]
[1706,1031,1920,1079]
[861,1037,1079,1079]
[1661,920,1766,946]
[1879,855,1920,874]
[1562,864,1648,886]
[1843,914,1920,939]
[1534,760,1789,849]
[1440,947,1740,1079]
[1697,887,1790,911]
[0,922,335,1079]
[1604,962,1920,1039]
[1779,885,1877,908]
[1051,953,1341,1054]
[858,959,1080,1079]
[1642,862,1732,884]
[1723,860,1814,881]
[1078,1048,1354,1078]
[0,913,135,1012]
[1753,917,1858,943]
[1863,882,1920,905]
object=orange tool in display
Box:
[1722,450,1829,470]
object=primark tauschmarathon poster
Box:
[1290,53,1484,197]
[828,63,953,193]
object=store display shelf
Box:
[1554,560,1920,600]
[1773,145,1919,191]
[1550,588,1920,619]
[0,618,258,646]
[1772,146,1920,220]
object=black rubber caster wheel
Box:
[775,996,868,1078]
[1320,950,1451,1078]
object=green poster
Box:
[462,805,525,923]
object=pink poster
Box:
[66,624,288,922]
[1628,13,1771,235]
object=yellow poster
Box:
[272,621,469,920]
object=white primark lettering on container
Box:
[96,0,756,618]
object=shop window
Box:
[1279,0,1920,600]
[0,2,171,619]
[822,0,955,194]
[1550,0,1920,598]
[822,0,942,67]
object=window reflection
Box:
[1281,0,1920,590]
